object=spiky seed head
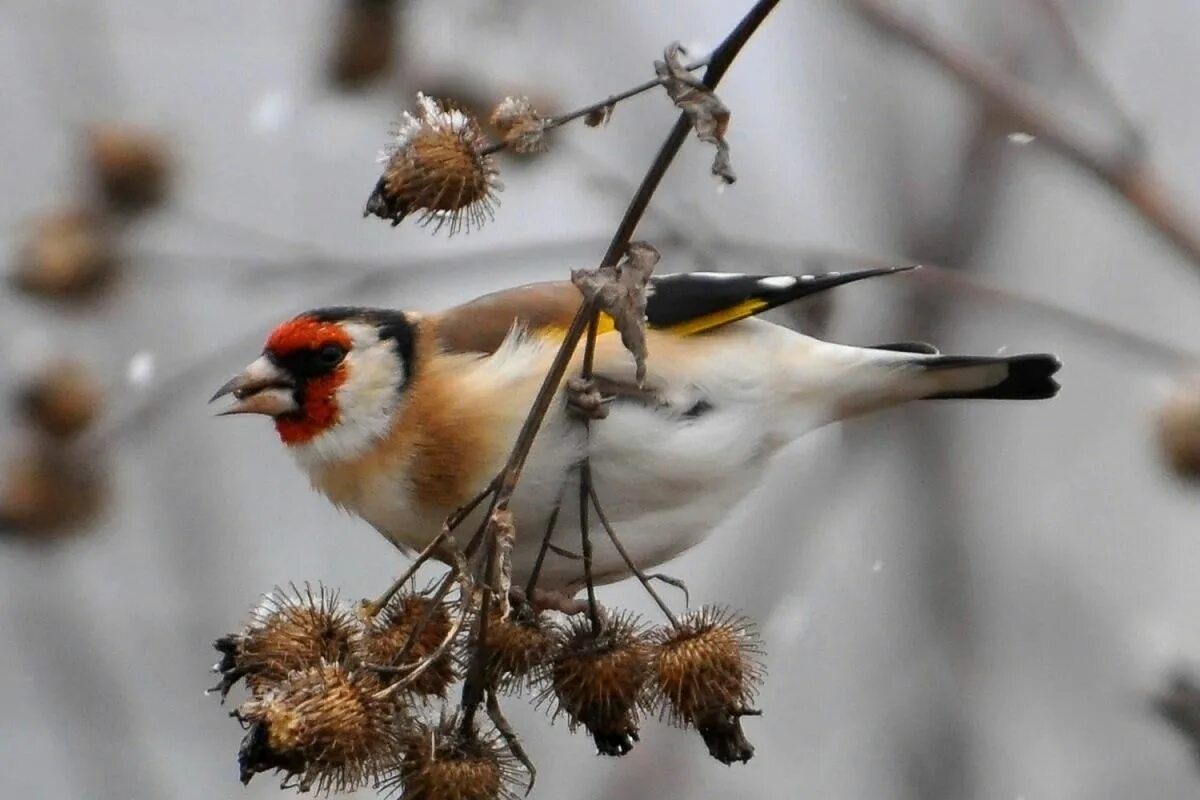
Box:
[13,209,117,301]
[1157,379,1200,480]
[357,592,458,699]
[18,359,104,439]
[86,125,170,214]
[386,712,521,800]
[0,447,106,541]
[366,93,501,235]
[213,583,360,698]
[328,0,395,90]
[543,611,651,756]
[235,661,404,794]
[489,96,547,154]
[650,606,764,764]
[482,605,557,694]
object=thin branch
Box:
[455,0,781,725]
[577,463,602,633]
[390,570,461,668]
[359,481,492,619]
[1025,0,1143,156]
[851,0,1200,271]
[374,587,473,699]
[588,481,680,629]
[487,0,781,516]
[479,57,711,157]
[523,492,564,599]
[487,690,537,795]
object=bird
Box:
[211,266,1061,597]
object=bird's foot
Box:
[529,587,606,622]
[565,377,609,421]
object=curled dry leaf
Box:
[584,104,614,128]
[571,242,661,384]
[654,42,735,184]
[490,509,516,619]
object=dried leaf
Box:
[584,103,614,128]
[571,242,661,384]
[654,42,735,184]
[490,509,516,619]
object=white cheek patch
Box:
[289,328,406,467]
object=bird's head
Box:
[211,307,415,462]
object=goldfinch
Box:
[212,267,1060,593]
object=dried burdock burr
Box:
[0,447,107,541]
[482,601,557,694]
[489,96,548,154]
[358,591,458,699]
[1157,378,1200,480]
[17,360,104,439]
[649,606,764,764]
[234,661,403,793]
[13,209,117,301]
[385,712,522,800]
[365,93,501,235]
[212,583,360,699]
[328,0,398,90]
[1154,671,1200,768]
[543,611,651,756]
[86,125,171,214]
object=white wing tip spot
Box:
[690,272,743,281]
[759,276,798,290]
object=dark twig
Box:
[588,481,680,629]
[1025,0,1144,156]
[523,492,564,599]
[648,574,691,609]
[479,57,711,157]
[577,463,602,633]
[487,690,537,795]
[852,0,1200,271]
[456,0,780,728]
[390,570,460,668]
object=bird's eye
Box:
[317,344,346,367]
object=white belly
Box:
[507,398,780,592]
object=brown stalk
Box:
[851,0,1200,270]
[455,0,782,731]
[588,482,680,629]
[478,56,712,158]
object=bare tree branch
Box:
[851,0,1200,270]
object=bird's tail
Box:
[920,353,1062,400]
[823,342,1062,422]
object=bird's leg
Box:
[487,690,537,795]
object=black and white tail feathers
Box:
[923,353,1062,400]
[874,342,1061,400]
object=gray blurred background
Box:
[3,1,1200,798]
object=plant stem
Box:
[457,0,782,727]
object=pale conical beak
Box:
[210,355,298,417]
